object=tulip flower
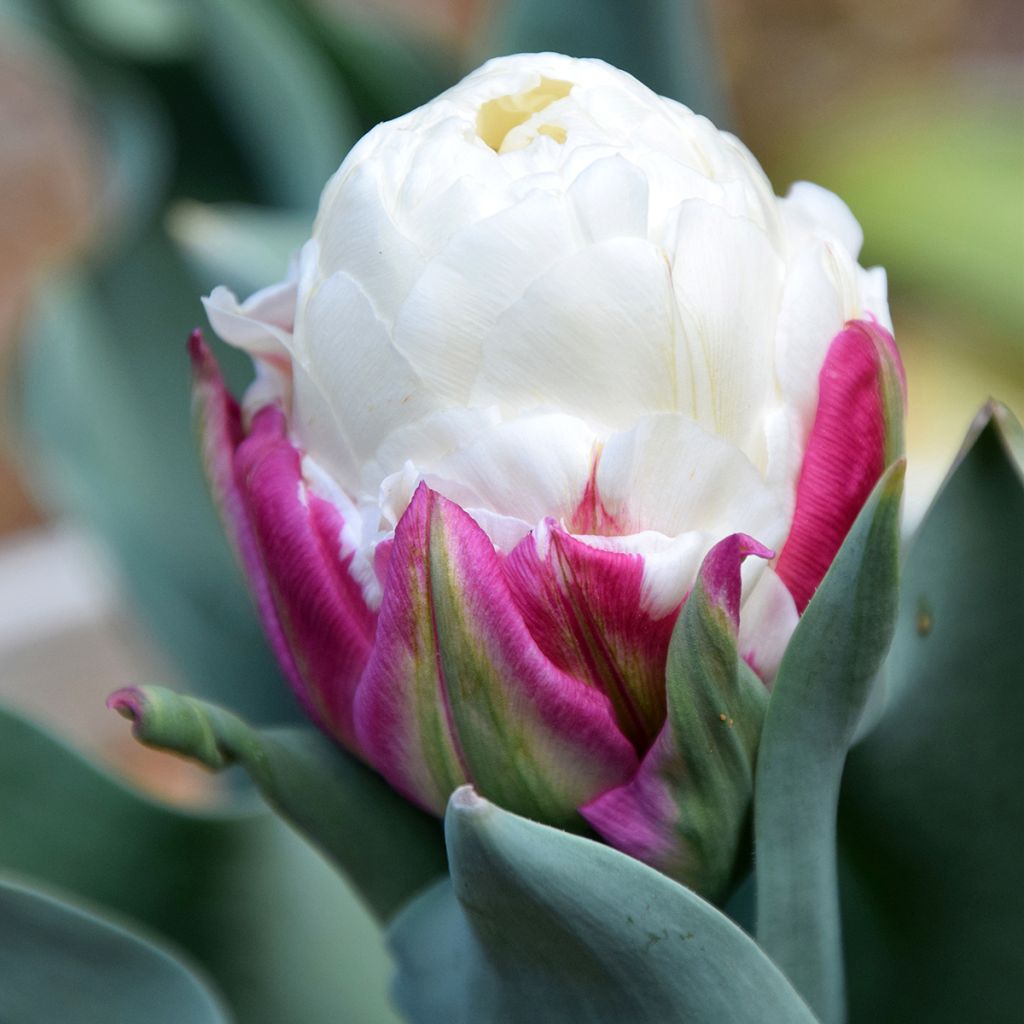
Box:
[195,53,904,895]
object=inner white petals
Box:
[474,237,683,429]
[301,270,439,489]
[781,181,864,259]
[596,413,787,547]
[774,238,865,438]
[669,200,783,456]
[737,566,800,684]
[566,154,650,243]
[312,162,423,326]
[205,53,892,618]
[391,193,578,402]
[421,413,596,527]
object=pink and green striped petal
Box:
[776,318,906,612]
[582,534,772,900]
[190,332,375,748]
[353,485,639,826]
[504,523,677,751]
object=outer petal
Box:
[582,535,772,899]
[190,330,291,671]
[353,485,638,826]
[234,406,377,746]
[504,522,677,751]
[190,332,376,747]
[776,319,905,611]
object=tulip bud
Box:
[196,53,904,894]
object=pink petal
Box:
[190,331,376,748]
[353,484,638,824]
[504,522,677,751]
[776,319,905,612]
[581,534,772,896]
[233,405,376,747]
[189,331,306,700]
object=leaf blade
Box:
[755,461,905,1023]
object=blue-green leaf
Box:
[167,200,308,296]
[389,787,817,1024]
[839,403,1024,1023]
[755,461,905,1023]
[110,684,447,921]
[195,0,357,208]
[0,876,229,1024]
[0,702,401,1024]
[64,0,197,61]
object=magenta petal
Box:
[777,319,906,612]
[233,405,376,747]
[353,485,639,824]
[191,331,375,747]
[504,523,677,750]
[190,331,308,701]
[582,534,772,897]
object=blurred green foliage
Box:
[0,703,401,1023]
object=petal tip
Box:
[106,687,144,723]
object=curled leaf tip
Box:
[449,785,486,813]
[106,688,145,723]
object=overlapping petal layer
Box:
[354,486,639,824]
[776,320,905,610]
[190,333,375,746]
[582,535,773,897]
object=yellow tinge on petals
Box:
[476,77,572,153]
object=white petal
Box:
[202,280,296,358]
[774,239,863,436]
[566,155,649,243]
[859,265,893,332]
[669,200,783,453]
[392,192,578,402]
[313,161,423,326]
[781,181,864,259]
[738,566,799,685]
[360,406,502,496]
[299,270,439,486]
[596,413,787,546]
[423,413,596,528]
[474,237,682,429]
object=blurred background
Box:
[0,0,1020,1019]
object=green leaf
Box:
[0,703,402,1024]
[0,876,229,1024]
[195,0,358,208]
[481,0,728,123]
[754,461,905,1024]
[839,403,1024,1023]
[110,684,447,921]
[389,787,817,1024]
[64,0,197,61]
[167,200,308,296]
[298,3,455,126]
[663,540,770,897]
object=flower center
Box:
[476,77,572,153]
